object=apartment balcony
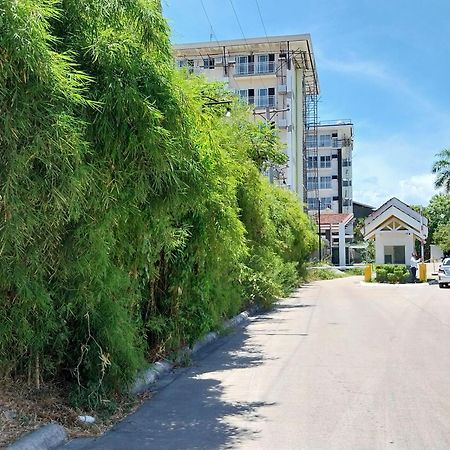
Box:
[252,95,276,109]
[235,62,276,77]
[305,137,353,149]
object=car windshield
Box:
[443,258,450,266]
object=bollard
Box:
[364,264,372,282]
[419,262,427,282]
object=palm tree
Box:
[432,149,450,193]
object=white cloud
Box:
[398,174,438,205]
[354,173,438,208]
[352,136,441,207]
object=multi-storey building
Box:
[174,34,319,200]
[306,121,355,265]
[305,121,354,214]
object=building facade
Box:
[174,34,319,200]
[305,121,354,215]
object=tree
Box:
[432,148,450,193]
[424,194,450,254]
[433,224,450,253]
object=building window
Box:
[319,134,332,147]
[236,55,254,75]
[308,198,319,210]
[257,54,275,73]
[237,89,255,105]
[307,156,318,169]
[307,176,318,190]
[320,176,331,189]
[257,88,275,107]
[203,57,215,69]
[306,134,317,148]
[320,197,332,209]
[320,155,331,168]
[343,158,352,167]
[177,59,194,73]
[342,179,352,187]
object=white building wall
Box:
[374,232,415,265]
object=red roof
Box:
[318,213,353,225]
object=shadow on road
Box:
[63,327,277,450]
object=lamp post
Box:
[202,95,232,116]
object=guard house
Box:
[363,197,428,264]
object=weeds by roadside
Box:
[304,265,364,282]
[0,379,148,448]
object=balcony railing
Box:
[257,61,276,74]
[235,61,276,76]
[256,95,275,108]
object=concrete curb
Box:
[6,423,67,450]
[7,304,260,449]
[131,306,259,394]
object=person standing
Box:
[410,253,420,283]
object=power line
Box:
[255,0,269,43]
[228,0,248,45]
[197,0,243,94]
[199,0,220,46]
[227,0,270,93]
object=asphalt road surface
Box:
[62,277,450,450]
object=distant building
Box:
[173,34,319,202]
[305,121,355,264]
[353,201,375,220]
[319,212,354,266]
[305,121,354,215]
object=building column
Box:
[339,222,346,266]
[375,232,384,264]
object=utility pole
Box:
[266,107,274,183]
[254,105,290,185]
[318,199,322,261]
[420,206,425,260]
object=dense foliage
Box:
[0,0,315,402]
[424,194,450,254]
[432,149,450,193]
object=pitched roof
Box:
[365,197,428,227]
[363,197,428,240]
[319,213,353,225]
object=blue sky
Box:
[162,0,449,207]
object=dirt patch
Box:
[0,379,150,448]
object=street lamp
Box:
[202,95,232,116]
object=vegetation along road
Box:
[62,276,450,450]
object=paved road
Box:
[63,278,450,450]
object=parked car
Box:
[438,258,450,288]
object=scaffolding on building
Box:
[301,49,319,217]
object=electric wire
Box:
[199,0,220,45]
[198,0,243,94]
[255,0,269,43]
[227,0,270,94]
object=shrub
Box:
[375,265,409,283]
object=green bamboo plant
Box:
[0,0,316,405]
